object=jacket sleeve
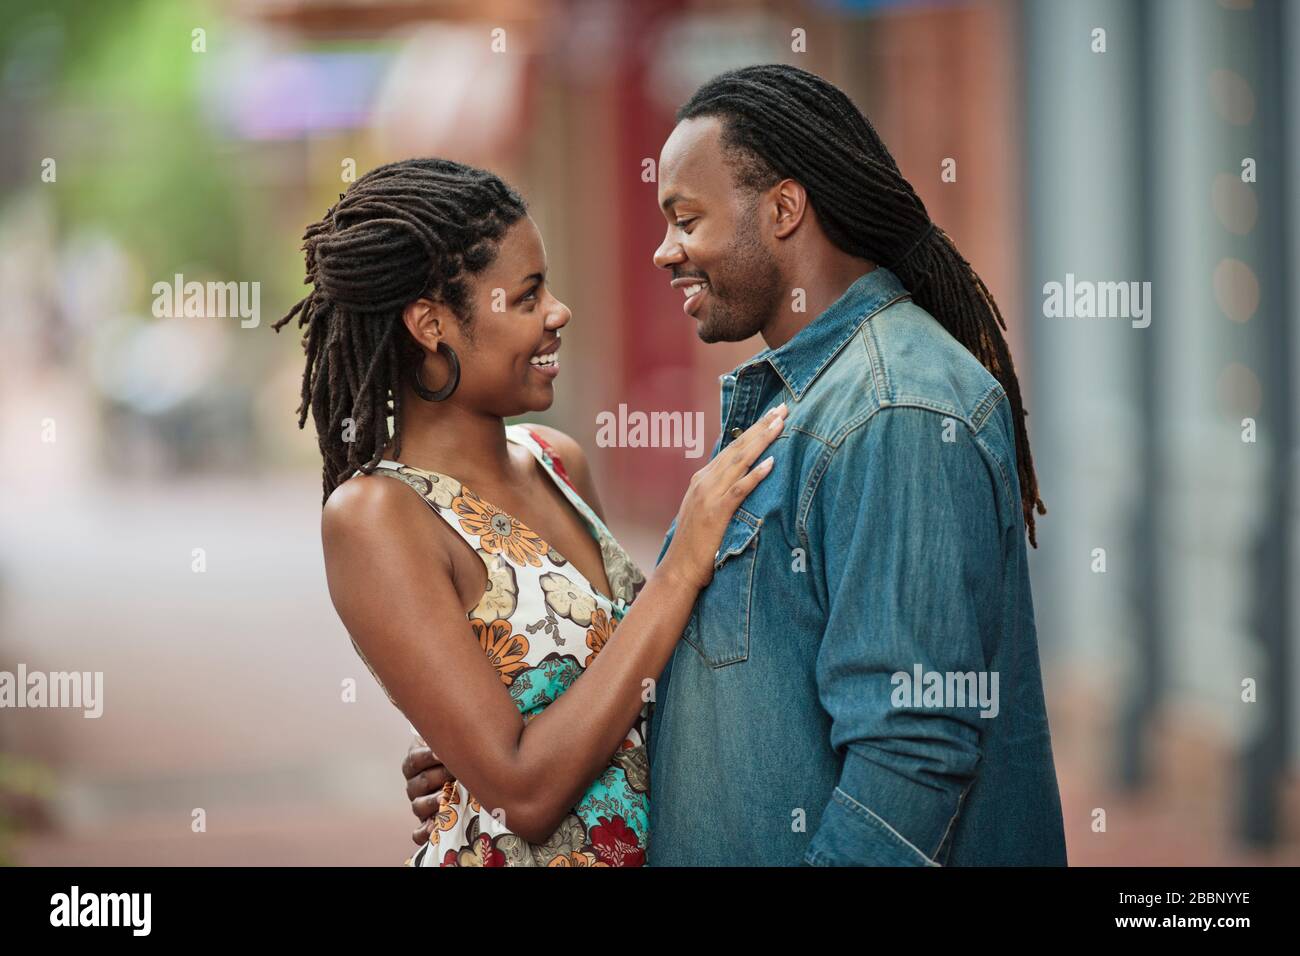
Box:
[803,404,1006,866]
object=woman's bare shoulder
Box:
[324,471,410,530]
[322,472,450,563]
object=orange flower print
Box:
[453,491,548,567]
[471,618,530,684]
[584,607,615,666]
[433,782,459,833]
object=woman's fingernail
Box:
[763,456,775,469]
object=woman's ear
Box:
[402,298,453,351]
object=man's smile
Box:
[670,275,710,316]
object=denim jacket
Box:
[646,266,1067,866]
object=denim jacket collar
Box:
[726,266,912,401]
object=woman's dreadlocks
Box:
[274,158,527,503]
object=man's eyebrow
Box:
[660,193,683,213]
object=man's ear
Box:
[771,178,809,240]
[401,298,453,350]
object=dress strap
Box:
[517,427,577,492]
[505,425,640,617]
[367,460,485,554]
[505,425,603,538]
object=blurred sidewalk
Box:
[4,477,1296,866]
[3,475,417,866]
[1051,684,1300,866]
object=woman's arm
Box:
[325,405,786,843]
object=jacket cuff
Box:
[804,748,963,866]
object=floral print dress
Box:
[367,424,649,867]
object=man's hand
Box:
[403,736,454,846]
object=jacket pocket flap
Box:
[714,509,761,569]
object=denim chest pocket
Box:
[682,507,761,668]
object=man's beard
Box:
[697,209,783,344]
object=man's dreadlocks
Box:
[679,64,1046,545]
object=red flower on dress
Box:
[475,833,507,867]
[589,814,645,867]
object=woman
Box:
[275,158,785,866]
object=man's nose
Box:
[653,232,685,271]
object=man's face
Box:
[653,117,783,343]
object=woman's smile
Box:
[528,338,561,378]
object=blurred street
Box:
[1,472,674,866]
[5,474,1298,865]
[2,0,1297,868]
[2,475,418,865]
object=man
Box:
[405,64,1067,865]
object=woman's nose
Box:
[547,299,571,329]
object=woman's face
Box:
[421,216,571,417]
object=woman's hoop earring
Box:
[413,343,460,402]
